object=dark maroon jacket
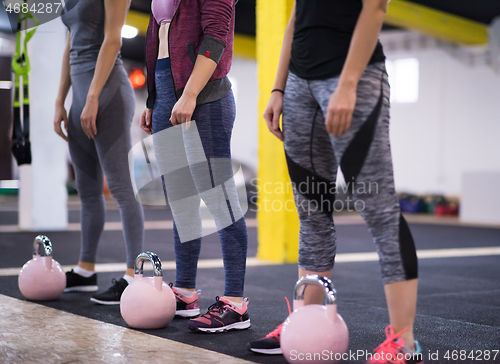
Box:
[145,0,236,109]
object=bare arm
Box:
[273,3,296,92]
[325,0,388,137]
[56,34,71,106]
[339,0,388,90]
[263,2,296,141]
[53,34,71,141]
[184,56,218,98]
[80,0,130,138]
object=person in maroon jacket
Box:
[140,0,250,333]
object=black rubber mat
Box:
[2,257,500,364]
[1,211,500,363]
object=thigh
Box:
[283,73,337,216]
[310,63,389,177]
[283,73,337,181]
[185,92,236,193]
[191,90,235,160]
[152,68,177,135]
[68,133,104,199]
[67,71,104,197]
[92,67,135,189]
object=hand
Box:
[170,92,196,129]
[53,102,69,142]
[81,96,99,139]
[263,92,284,141]
[325,84,357,137]
[140,108,153,135]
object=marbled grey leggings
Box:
[68,64,144,269]
[283,63,418,285]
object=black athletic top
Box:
[289,0,386,80]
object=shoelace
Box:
[371,325,409,364]
[201,296,226,317]
[266,296,292,338]
[108,278,125,294]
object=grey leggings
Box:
[68,65,144,269]
[283,63,418,285]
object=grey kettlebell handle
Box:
[294,274,337,305]
[135,252,163,277]
[33,235,52,257]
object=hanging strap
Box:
[11,6,38,166]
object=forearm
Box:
[56,36,71,106]
[87,38,122,100]
[338,0,387,89]
[273,4,296,91]
[182,55,217,98]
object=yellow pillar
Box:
[256,0,299,263]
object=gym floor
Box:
[1,195,499,364]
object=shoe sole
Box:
[64,285,98,293]
[191,319,251,333]
[249,347,283,355]
[176,308,200,318]
[90,298,120,305]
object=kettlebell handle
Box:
[294,274,336,305]
[134,252,162,277]
[33,235,52,257]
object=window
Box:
[385,58,419,103]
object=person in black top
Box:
[248,1,422,363]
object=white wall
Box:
[387,47,500,196]
[20,19,68,230]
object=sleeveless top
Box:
[289,0,385,80]
[61,0,123,74]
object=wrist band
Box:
[271,89,284,94]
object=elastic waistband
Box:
[156,57,171,71]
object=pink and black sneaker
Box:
[248,297,291,354]
[187,296,250,333]
[248,323,283,354]
[170,285,201,318]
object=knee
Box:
[77,186,105,206]
[106,179,136,205]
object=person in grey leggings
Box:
[250,1,421,362]
[53,0,144,305]
[283,65,416,283]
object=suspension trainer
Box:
[11,3,38,165]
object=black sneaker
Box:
[64,269,98,293]
[248,323,283,354]
[90,278,129,305]
[248,297,291,355]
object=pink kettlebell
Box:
[281,275,349,364]
[120,252,176,329]
[18,235,66,301]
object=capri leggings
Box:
[152,58,248,297]
[68,64,145,269]
[283,62,418,285]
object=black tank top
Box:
[289,0,385,80]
